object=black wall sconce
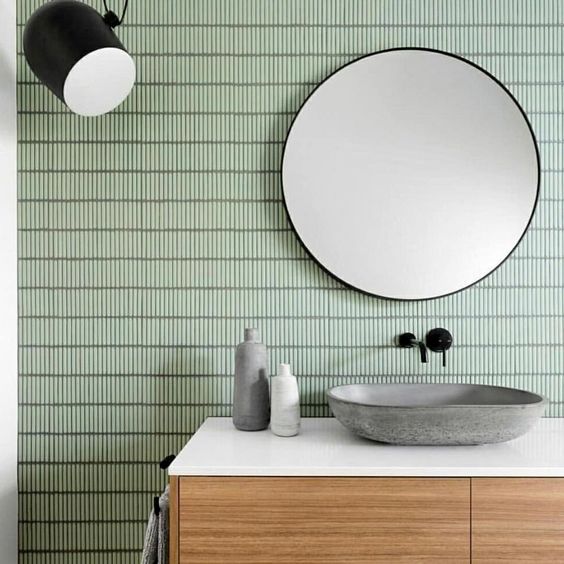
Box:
[23,0,135,116]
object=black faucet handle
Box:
[425,328,453,367]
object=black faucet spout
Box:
[416,340,428,363]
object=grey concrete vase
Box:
[232,328,270,431]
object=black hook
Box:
[159,454,176,470]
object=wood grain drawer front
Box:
[178,477,470,563]
[472,478,564,563]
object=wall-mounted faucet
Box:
[397,332,428,363]
[397,328,453,367]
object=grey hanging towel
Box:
[141,485,170,564]
[158,486,170,563]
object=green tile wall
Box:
[17,0,564,561]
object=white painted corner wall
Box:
[0,0,18,560]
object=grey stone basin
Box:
[327,384,546,445]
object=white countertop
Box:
[169,417,564,477]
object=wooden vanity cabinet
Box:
[170,477,564,563]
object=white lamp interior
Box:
[63,47,135,116]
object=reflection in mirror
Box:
[282,48,539,300]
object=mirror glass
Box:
[282,49,539,300]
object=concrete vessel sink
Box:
[327,384,546,445]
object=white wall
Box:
[0,0,18,560]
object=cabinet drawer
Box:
[175,477,470,563]
[472,478,564,563]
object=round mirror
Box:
[282,48,540,300]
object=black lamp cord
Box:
[102,0,129,28]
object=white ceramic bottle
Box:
[270,363,300,437]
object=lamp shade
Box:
[24,0,135,116]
